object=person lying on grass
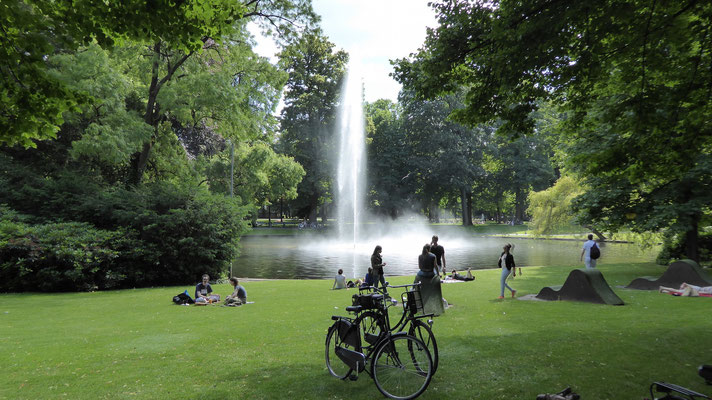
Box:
[225,277,247,305]
[659,283,712,297]
[447,269,475,281]
[195,274,221,303]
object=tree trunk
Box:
[684,218,699,262]
[515,186,525,223]
[585,225,607,241]
[130,42,162,185]
[280,198,285,227]
[268,205,272,227]
[309,194,318,223]
[129,41,193,185]
[461,187,473,226]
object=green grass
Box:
[3,263,712,399]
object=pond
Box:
[233,233,659,280]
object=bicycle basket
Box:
[352,293,383,310]
[404,287,424,315]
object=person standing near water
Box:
[580,234,598,269]
[430,235,446,278]
[371,245,387,289]
[417,244,436,279]
[498,244,517,299]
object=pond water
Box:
[233,233,659,280]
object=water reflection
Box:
[234,234,658,280]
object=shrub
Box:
[656,229,712,265]
[0,160,250,291]
[0,212,119,291]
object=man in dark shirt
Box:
[430,235,446,278]
[195,274,220,303]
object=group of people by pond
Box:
[330,233,607,300]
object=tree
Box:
[528,175,582,235]
[398,90,487,224]
[1,0,315,148]
[394,0,712,260]
[365,99,418,218]
[277,29,348,222]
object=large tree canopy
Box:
[277,29,348,221]
[394,0,712,259]
[1,0,315,148]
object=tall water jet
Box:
[336,67,366,243]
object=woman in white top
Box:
[332,269,347,290]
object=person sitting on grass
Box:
[362,267,374,288]
[195,274,220,304]
[659,282,712,297]
[332,269,347,290]
[225,277,247,306]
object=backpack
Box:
[173,290,194,305]
[590,243,600,260]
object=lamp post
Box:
[228,139,234,278]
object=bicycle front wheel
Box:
[372,334,433,400]
[325,324,353,379]
[408,319,438,374]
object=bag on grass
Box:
[173,290,194,305]
[590,243,600,259]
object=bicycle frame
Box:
[357,283,434,333]
[330,314,405,378]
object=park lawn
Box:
[2,263,711,399]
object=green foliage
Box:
[656,230,712,266]
[277,29,349,220]
[0,210,120,292]
[1,0,315,147]
[365,99,417,217]
[528,175,583,234]
[396,0,712,257]
[0,154,249,291]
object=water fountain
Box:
[336,67,366,244]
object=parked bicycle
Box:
[351,283,438,373]
[325,283,436,399]
[648,365,712,400]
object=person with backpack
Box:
[580,234,600,269]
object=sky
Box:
[251,0,438,103]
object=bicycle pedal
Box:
[349,374,359,381]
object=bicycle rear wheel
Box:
[408,319,438,374]
[355,311,386,352]
[325,324,353,379]
[372,334,433,400]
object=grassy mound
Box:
[2,263,711,399]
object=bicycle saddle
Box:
[345,305,362,313]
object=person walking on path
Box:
[430,235,446,278]
[371,245,387,289]
[580,234,598,269]
[498,243,517,299]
